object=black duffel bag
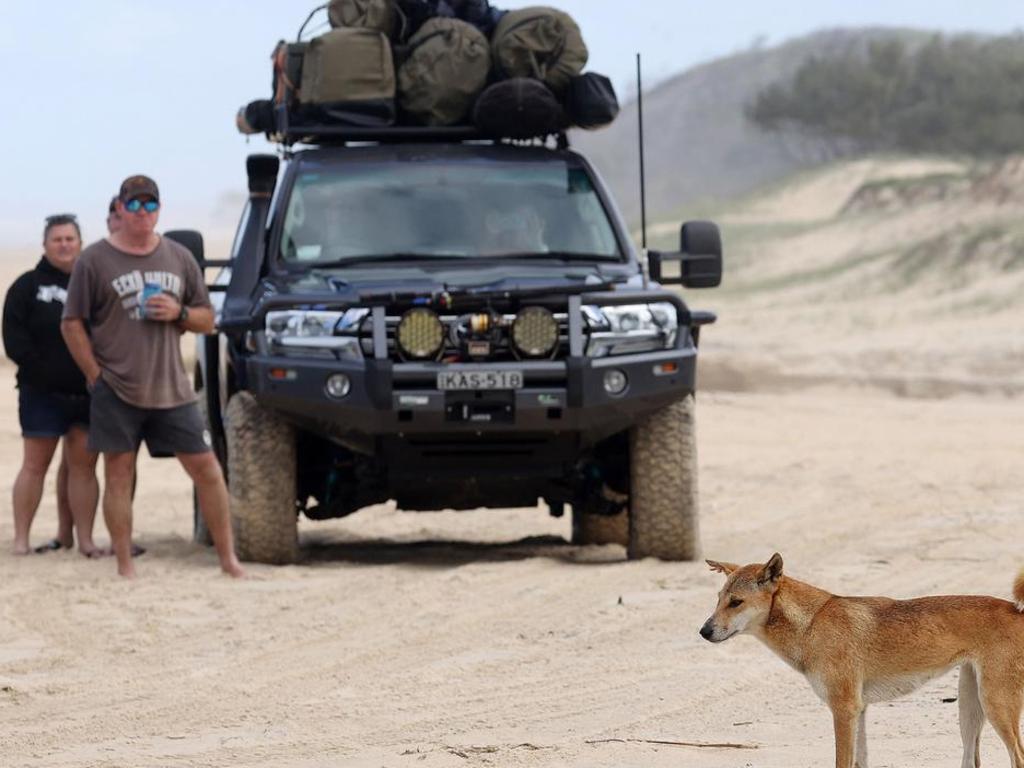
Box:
[565,73,619,130]
[450,0,505,36]
[394,0,503,40]
[236,100,276,135]
[473,78,569,139]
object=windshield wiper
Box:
[495,251,623,263]
[302,253,470,268]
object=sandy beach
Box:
[1,364,1021,766]
[1,154,1022,766]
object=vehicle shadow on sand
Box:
[301,535,626,568]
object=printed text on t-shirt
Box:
[110,270,183,320]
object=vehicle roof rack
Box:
[272,106,569,148]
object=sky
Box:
[0,1,1021,251]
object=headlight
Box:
[583,302,679,358]
[264,309,368,361]
[512,306,559,359]
[397,308,444,360]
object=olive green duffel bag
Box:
[300,27,396,105]
[327,0,397,37]
[398,18,491,126]
[491,7,588,95]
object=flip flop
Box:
[33,539,68,554]
[83,545,146,558]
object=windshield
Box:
[279,159,622,264]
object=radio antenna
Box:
[636,53,648,251]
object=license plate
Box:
[437,370,524,391]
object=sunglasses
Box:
[45,213,78,224]
[124,198,160,214]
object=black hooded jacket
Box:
[2,258,87,395]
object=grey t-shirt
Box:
[63,236,211,409]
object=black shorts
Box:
[88,378,212,455]
[18,385,90,438]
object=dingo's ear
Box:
[706,559,739,575]
[758,553,784,584]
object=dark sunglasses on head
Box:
[124,198,160,213]
[45,213,78,224]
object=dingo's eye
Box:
[727,597,744,608]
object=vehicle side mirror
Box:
[165,229,205,267]
[649,221,723,289]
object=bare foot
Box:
[12,544,31,556]
[80,547,111,559]
[117,560,137,579]
[221,559,247,579]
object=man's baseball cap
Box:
[119,175,160,202]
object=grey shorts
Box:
[88,378,212,455]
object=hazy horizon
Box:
[1,1,1020,252]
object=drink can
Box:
[140,282,162,318]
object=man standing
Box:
[106,195,122,236]
[62,175,244,578]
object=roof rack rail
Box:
[272,105,568,148]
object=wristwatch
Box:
[177,304,190,323]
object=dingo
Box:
[700,553,1024,768]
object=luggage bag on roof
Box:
[394,0,505,40]
[491,6,588,95]
[328,0,397,36]
[237,99,276,135]
[565,72,619,130]
[298,27,397,125]
[398,17,491,126]
[238,1,617,140]
[473,77,568,139]
[272,41,308,107]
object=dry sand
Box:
[1,157,1023,767]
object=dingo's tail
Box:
[1015,570,1024,612]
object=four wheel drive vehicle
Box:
[181,127,722,565]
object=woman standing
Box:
[3,214,102,556]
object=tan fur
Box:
[701,554,1024,768]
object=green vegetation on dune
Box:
[750,34,1024,157]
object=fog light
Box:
[603,369,628,396]
[397,308,444,360]
[512,306,559,358]
[325,374,351,399]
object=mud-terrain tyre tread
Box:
[628,394,700,561]
[225,392,299,565]
[192,393,215,547]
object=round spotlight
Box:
[325,374,351,399]
[603,369,628,396]
[397,308,444,360]
[512,306,559,359]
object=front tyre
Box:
[225,392,299,564]
[628,394,700,561]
